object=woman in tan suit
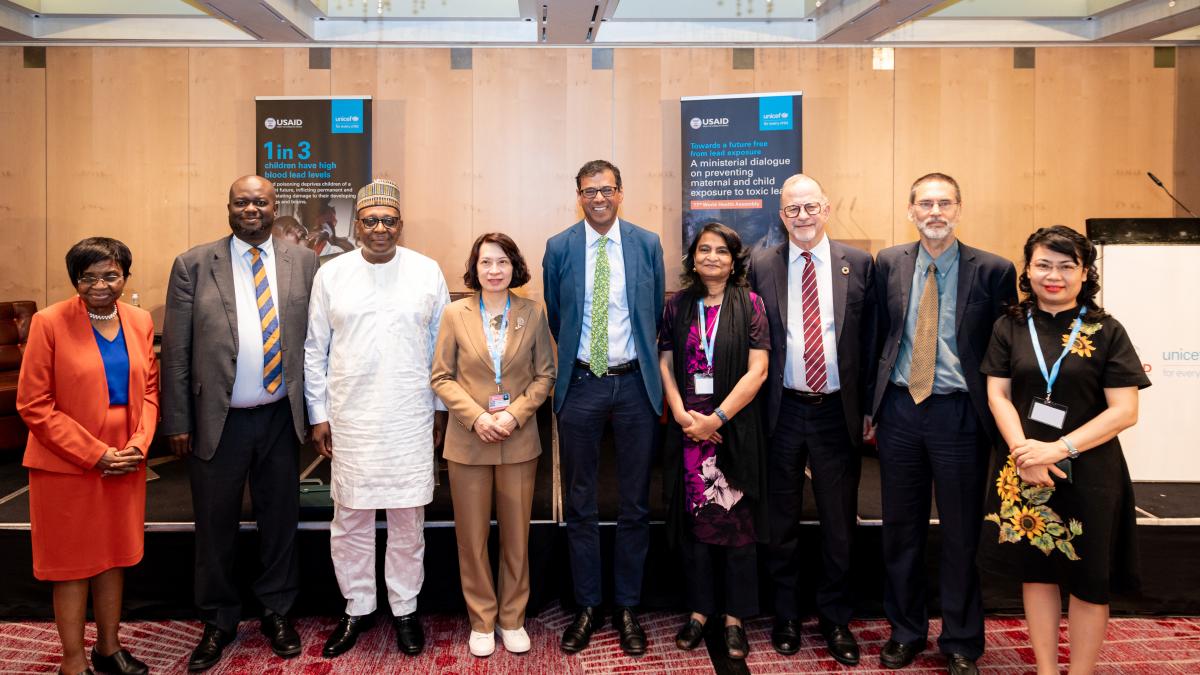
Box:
[431,232,556,658]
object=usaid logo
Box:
[264,117,303,129]
[690,117,729,129]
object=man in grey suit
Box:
[867,173,1016,675]
[543,159,665,656]
[749,174,875,666]
[161,175,319,672]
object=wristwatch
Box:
[713,408,729,425]
[1060,436,1080,460]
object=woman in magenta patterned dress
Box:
[659,222,769,660]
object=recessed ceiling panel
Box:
[613,0,816,20]
[314,0,522,19]
[9,0,208,15]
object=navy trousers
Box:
[876,384,988,659]
[557,364,658,608]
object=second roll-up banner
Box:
[256,96,373,258]
[681,91,803,250]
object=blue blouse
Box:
[93,325,130,406]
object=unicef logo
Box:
[781,113,789,118]
[689,117,702,130]
[264,117,277,129]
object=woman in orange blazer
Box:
[431,233,555,658]
[17,238,159,675]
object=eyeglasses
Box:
[913,200,959,212]
[1030,261,1080,274]
[579,186,619,199]
[781,203,823,218]
[77,273,124,286]
[360,216,401,229]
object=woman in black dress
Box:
[659,222,769,660]
[980,226,1149,674]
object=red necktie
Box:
[800,251,828,392]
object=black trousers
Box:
[767,391,861,625]
[680,536,759,619]
[876,384,988,659]
[188,397,300,632]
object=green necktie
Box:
[589,235,610,377]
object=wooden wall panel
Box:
[1034,47,1175,235]
[895,48,1035,263]
[0,48,47,306]
[1175,47,1200,216]
[188,48,286,265]
[757,48,895,255]
[472,49,583,298]
[372,49,473,290]
[0,45,1188,307]
[46,47,190,311]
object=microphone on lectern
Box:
[1147,171,1196,217]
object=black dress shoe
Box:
[187,624,234,672]
[771,618,801,655]
[613,607,647,657]
[393,612,425,655]
[560,607,597,654]
[947,653,980,675]
[674,618,706,650]
[724,624,749,660]
[818,621,860,666]
[91,647,148,675]
[322,613,375,658]
[260,612,301,659]
[880,638,924,669]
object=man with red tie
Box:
[748,174,875,667]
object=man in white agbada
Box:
[303,179,450,659]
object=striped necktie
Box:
[800,251,828,392]
[589,235,610,377]
[250,247,283,394]
[908,262,939,404]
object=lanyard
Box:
[480,295,511,390]
[1027,305,1086,401]
[696,299,722,371]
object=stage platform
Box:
[2,409,1199,621]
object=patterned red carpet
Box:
[2,606,1198,673]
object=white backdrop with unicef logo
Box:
[1099,245,1200,481]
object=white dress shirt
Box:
[783,234,841,393]
[229,235,287,408]
[576,219,637,366]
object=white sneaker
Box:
[497,626,531,653]
[469,630,495,657]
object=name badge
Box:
[488,392,511,412]
[1028,397,1068,430]
[694,374,714,395]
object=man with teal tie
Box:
[161,175,319,671]
[543,160,666,657]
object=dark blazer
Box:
[542,219,665,415]
[869,240,1017,437]
[749,239,876,443]
[160,235,319,460]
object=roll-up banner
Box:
[256,96,372,257]
[681,91,802,250]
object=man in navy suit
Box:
[543,160,665,657]
[749,174,875,666]
[867,173,1016,675]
